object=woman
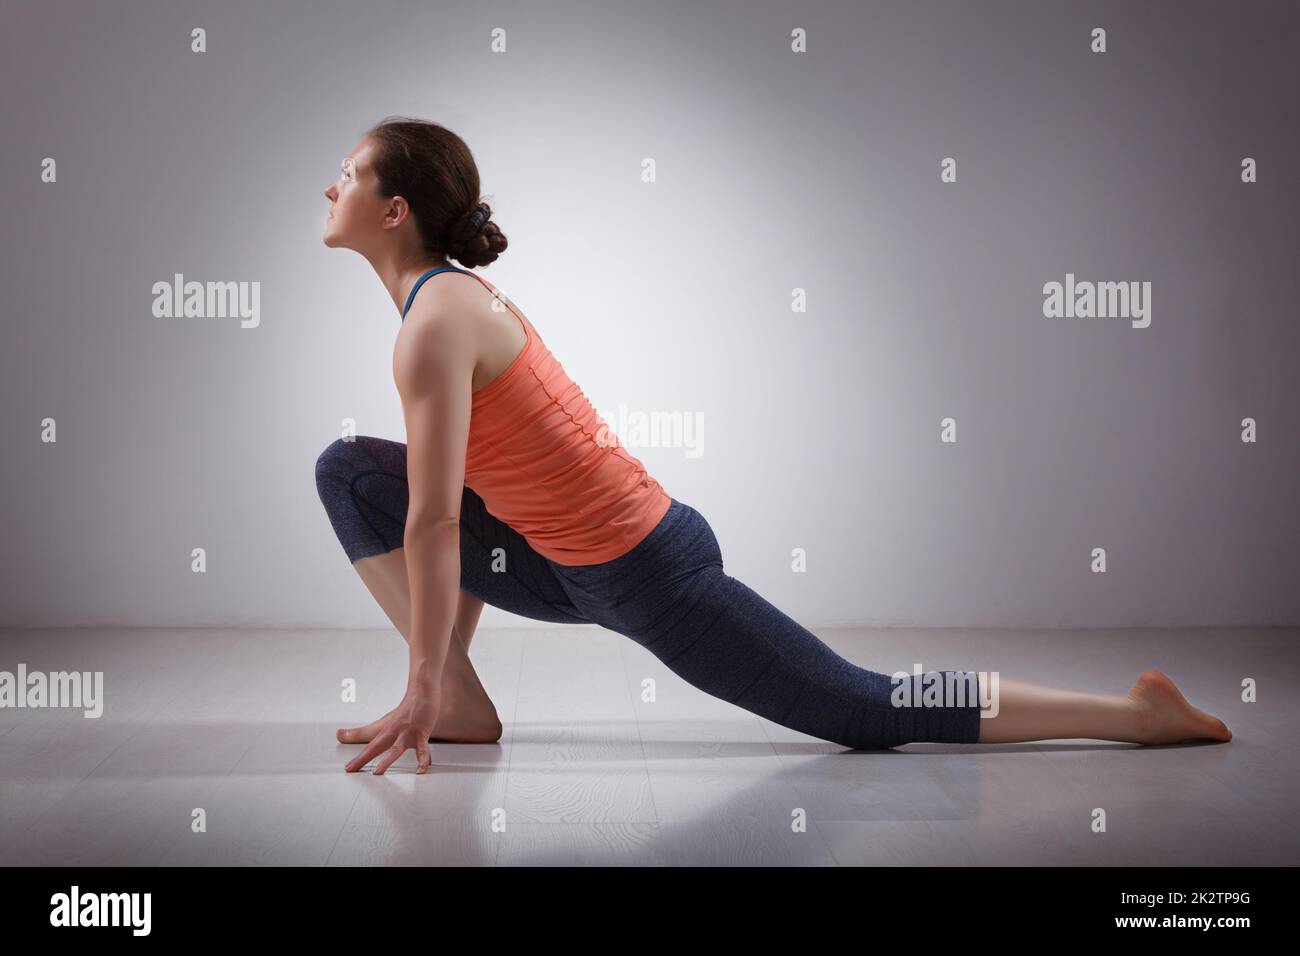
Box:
[315,117,1232,775]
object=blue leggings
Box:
[314,436,985,749]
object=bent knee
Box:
[314,436,355,487]
[314,434,390,480]
[314,436,390,502]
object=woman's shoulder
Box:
[421,270,528,322]
[399,271,537,394]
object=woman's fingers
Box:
[339,699,438,774]
[372,738,408,775]
[345,728,398,773]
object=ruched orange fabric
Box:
[457,271,671,566]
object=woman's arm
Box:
[392,298,477,692]
[342,292,482,775]
[454,588,486,653]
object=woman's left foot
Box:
[336,681,503,745]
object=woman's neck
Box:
[369,250,454,317]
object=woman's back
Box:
[404,267,671,567]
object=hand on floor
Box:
[343,686,443,774]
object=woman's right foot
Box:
[1127,668,1232,745]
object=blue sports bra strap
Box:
[402,266,469,319]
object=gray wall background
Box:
[2,0,1297,629]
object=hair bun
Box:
[445,200,507,269]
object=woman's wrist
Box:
[406,653,444,694]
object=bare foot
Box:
[336,681,503,745]
[1126,668,1232,745]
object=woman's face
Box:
[322,136,392,251]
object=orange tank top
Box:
[421,269,672,566]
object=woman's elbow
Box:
[403,512,461,545]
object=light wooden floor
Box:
[0,626,1295,866]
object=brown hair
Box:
[364,116,508,269]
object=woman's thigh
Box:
[549,498,982,748]
[314,435,590,625]
[547,498,734,637]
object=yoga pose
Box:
[316,117,1232,774]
